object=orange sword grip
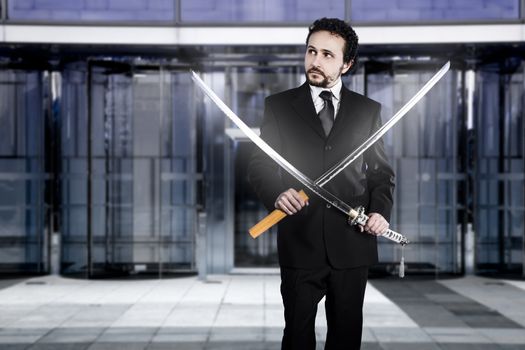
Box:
[249,190,309,238]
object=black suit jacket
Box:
[248,82,395,269]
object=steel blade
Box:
[192,71,354,212]
[191,70,407,244]
[316,61,450,187]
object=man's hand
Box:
[275,188,309,215]
[360,212,389,236]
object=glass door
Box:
[366,61,466,276]
[475,62,525,277]
[229,66,302,268]
[60,60,198,278]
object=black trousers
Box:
[280,265,369,350]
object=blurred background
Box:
[0,0,523,280]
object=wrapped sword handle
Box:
[349,206,409,245]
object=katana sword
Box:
[191,69,435,246]
[250,61,451,238]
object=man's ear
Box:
[342,59,353,73]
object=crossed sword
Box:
[191,61,450,247]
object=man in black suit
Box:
[248,18,395,350]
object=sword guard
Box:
[349,206,367,226]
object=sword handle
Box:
[249,190,309,238]
[349,207,409,245]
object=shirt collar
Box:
[309,78,342,101]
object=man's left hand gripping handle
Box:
[249,190,309,238]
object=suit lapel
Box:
[291,83,326,139]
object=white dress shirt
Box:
[309,78,343,120]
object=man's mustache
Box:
[308,68,325,77]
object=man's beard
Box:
[306,66,344,88]
[306,68,329,87]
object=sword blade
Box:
[191,70,408,245]
[316,61,450,187]
[248,62,449,241]
[190,71,350,212]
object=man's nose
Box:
[312,55,322,67]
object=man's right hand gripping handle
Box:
[249,189,309,238]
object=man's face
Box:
[304,30,352,88]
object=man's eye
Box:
[324,53,333,58]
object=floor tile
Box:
[0,274,523,349]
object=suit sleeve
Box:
[247,97,286,211]
[364,104,396,221]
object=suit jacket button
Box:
[326,203,331,208]
[325,145,332,151]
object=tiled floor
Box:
[0,274,523,349]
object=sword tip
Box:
[190,70,203,85]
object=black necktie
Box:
[318,90,334,136]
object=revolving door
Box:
[60,61,199,277]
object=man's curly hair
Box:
[306,17,359,69]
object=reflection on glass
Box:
[8,0,175,22]
[367,65,463,275]
[181,0,343,22]
[60,64,197,277]
[230,67,301,267]
[475,66,524,275]
[0,70,45,273]
[351,0,519,22]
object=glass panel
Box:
[351,0,520,22]
[475,64,525,275]
[8,0,175,22]
[181,0,344,22]
[367,64,462,275]
[0,70,46,274]
[159,70,197,273]
[475,70,501,273]
[60,63,197,277]
[230,66,303,267]
[60,66,89,275]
